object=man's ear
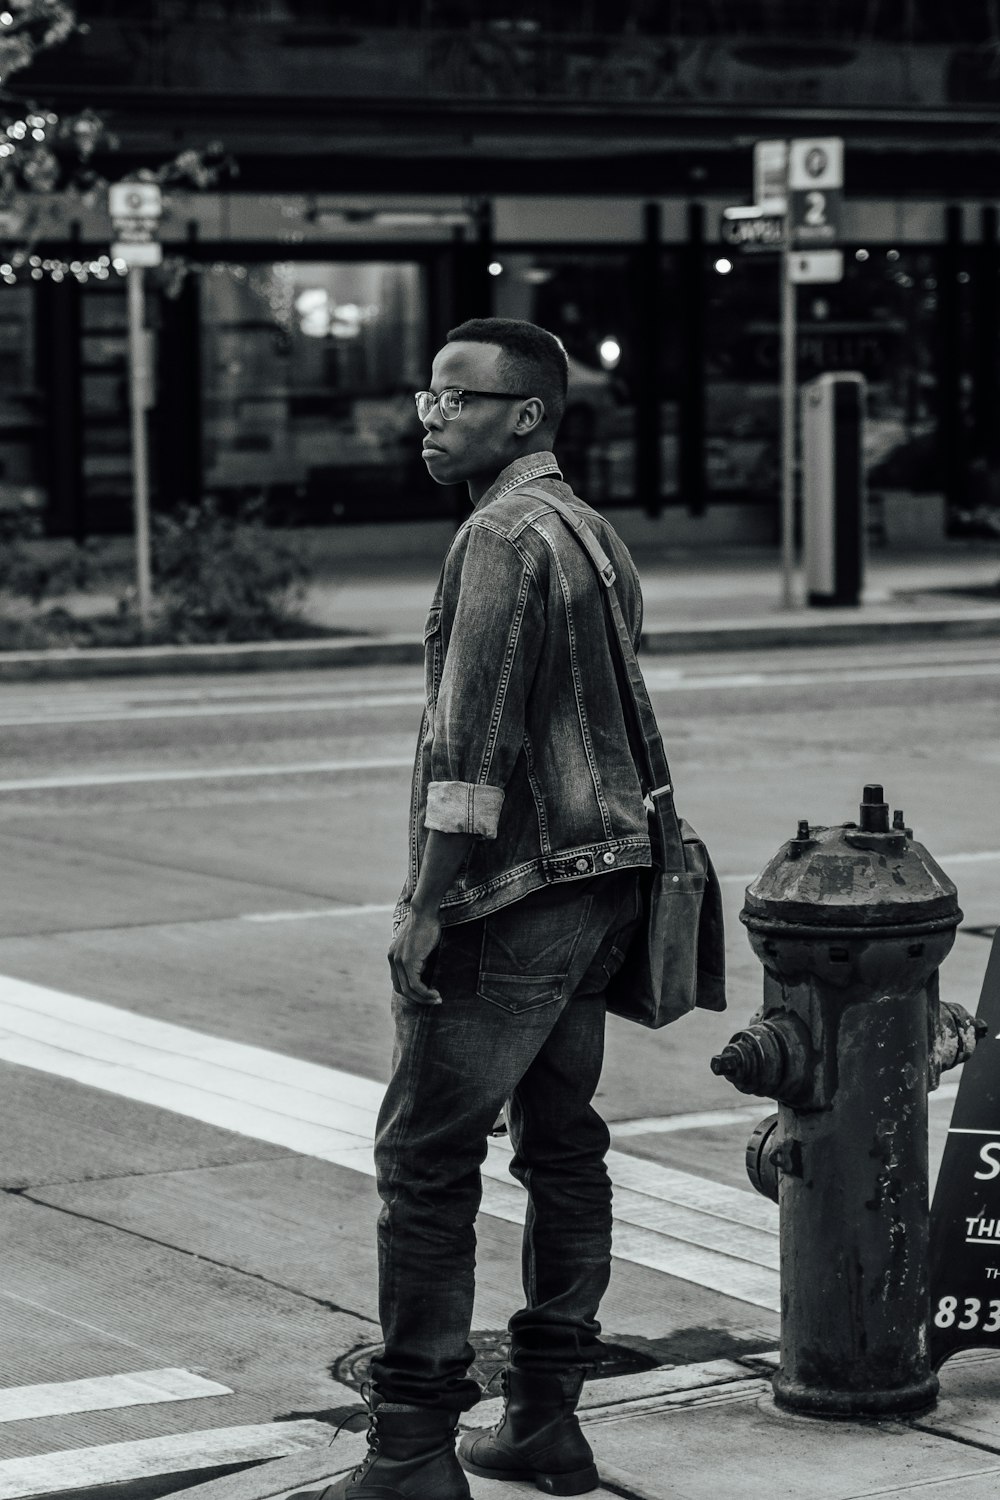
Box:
[514,397,546,434]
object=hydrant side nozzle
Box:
[746,1112,781,1203]
[931,999,987,1087]
[710,1046,741,1079]
[709,1014,813,1102]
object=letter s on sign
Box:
[975,1143,1000,1181]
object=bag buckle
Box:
[600,561,616,587]
[649,782,673,799]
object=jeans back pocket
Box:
[478,892,593,1014]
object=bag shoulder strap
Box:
[515,485,685,865]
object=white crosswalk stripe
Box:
[0,1420,355,1500]
[0,1368,232,1425]
[0,973,780,1311]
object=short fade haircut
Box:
[446,317,569,431]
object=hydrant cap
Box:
[742,805,961,934]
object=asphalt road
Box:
[0,640,998,1496]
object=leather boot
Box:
[458,1367,599,1496]
[289,1394,470,1500]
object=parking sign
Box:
[788,138,844,191]
[789,137,843,248]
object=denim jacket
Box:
[396,451,652,928]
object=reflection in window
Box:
[704,248,944,514]
[201,260,428,521]
[81,279,132,520]
[0,286,44,514]
[492,252,637,503]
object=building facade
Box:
[5,1,1000,539]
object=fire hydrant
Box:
[711,785,984,1417]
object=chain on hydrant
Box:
[711,785,986,1417]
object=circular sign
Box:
[805,147,829,179]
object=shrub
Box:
[146,497,310,643]
[0,507,102,605]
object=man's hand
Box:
[388,904,443,1006]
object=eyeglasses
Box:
[414,387,532,422]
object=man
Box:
[297,319,652,1500]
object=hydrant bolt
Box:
[859,782,890,833]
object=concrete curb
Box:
[120,1359,775,1500]
[642,609,1000,654]
[2,609,1000,681]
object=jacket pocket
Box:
[478,893,592,1014]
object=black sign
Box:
[790,187,842,247]
[929,930,1000,1368]
[720,211,786,253]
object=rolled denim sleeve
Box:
[425,780,505,837]
[426,521,544,840]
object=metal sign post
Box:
[723,137,844,612]
[125,265,153,631]
[109,182,163,635]
[782,138,845,611]
[780,248,797,611]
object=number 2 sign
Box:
[790,187,841,246]
[929,931,1000,1367]
[788,137,843,248]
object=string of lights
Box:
[0,3,236,282]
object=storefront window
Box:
[704,248,943,509]
[492,252,636,502]
[81,279,132,522]
[200,260,429,521]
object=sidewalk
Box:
[1,542,1000,680]
[303,540,1000,652]
[168,1348,1000,1500]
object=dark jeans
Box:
[372,869,643,1411]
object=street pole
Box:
[126,263,153,633]
[780,247,797,610]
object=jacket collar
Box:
[473,451,562,513]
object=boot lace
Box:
[325,1381,379,1482]
[481,1367,509,1438]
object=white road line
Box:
[643,661,1000,691]
[612,1107,768,1137]
[0,1368,231,1425]
[0,975,780,1312]
[0,1420,355,1500]
[0,692,425,729]
[0,757,412,792]
[2,655,999,730]
[0,676,424,712]
[242,903,396,923]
